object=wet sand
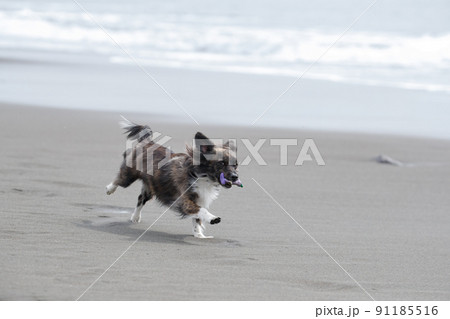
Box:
[1,103,449,300]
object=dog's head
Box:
[192,132,239,188]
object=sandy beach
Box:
[1,102,449,300]
[2,0,450,306]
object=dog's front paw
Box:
[210,217,221,225]
[194,233,214,239]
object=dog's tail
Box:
[119,116,153,143]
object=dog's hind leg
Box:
[130,186,152,223]
[106,163,139,195]
[106,182,118,195]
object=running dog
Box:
[105,118,242,238]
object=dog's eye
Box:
[217,161,225,168]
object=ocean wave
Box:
[1,9,449,93]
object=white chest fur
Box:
[194,178,220,209]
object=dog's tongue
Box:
[220,173,243,188]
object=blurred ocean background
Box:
[1,0,449,138]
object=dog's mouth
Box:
[219,172,243,188]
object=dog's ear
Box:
[224,139,237,152]
[195,132,215,154]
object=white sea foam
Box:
[0,6,449,93]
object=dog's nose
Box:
[230,173,239,182]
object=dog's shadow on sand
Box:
[74,203,197,246]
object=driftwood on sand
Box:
[374,154,404,166]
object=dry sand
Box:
[1,103,449,300]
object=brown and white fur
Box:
[106,118,239,238]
